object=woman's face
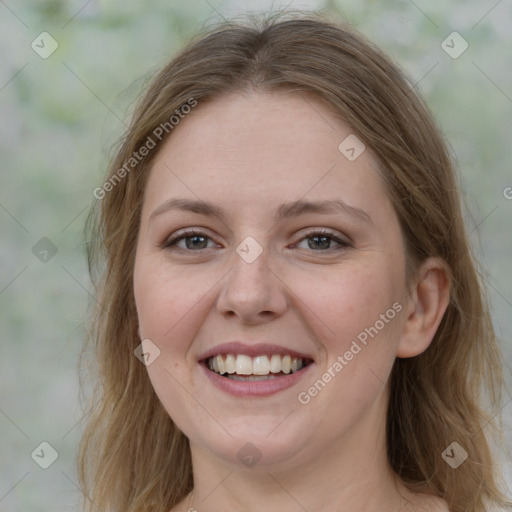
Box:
[133,91,411,468]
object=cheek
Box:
[133,258,218,356]
[133,259,213,432]
[297,262,402,338]
[291,264,404,427]
[290,257,405,395]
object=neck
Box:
[186,389,413,512]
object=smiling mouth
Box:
[205,354,313,381]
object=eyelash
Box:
[161,228,350,253]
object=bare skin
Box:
[171,487,449,512]
[133,91,450,512]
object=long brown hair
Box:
[79,11,511,512]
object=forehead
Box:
[142,91,392,224]
[155,90,352,161]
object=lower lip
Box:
[200,362,315,397]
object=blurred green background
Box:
[1,0,511,510]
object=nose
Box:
[216,242,288,324]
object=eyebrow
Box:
[149,198,373,225]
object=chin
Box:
[189,418,320,470]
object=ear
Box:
[397,257,451,358]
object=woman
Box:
[79,11,511,512]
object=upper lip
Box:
[198,341,315,362]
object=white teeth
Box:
[281,355,291,374]
[269,354,281,373]
[227,374,282,381]
[207,353,308,376]
[252,355,270,375]
[225,354,236,374]
[236,354,253,375]
[216,354,226,374]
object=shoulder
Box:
[401,493,450,512]
[425,497,450,511]
[167,493,193,512]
